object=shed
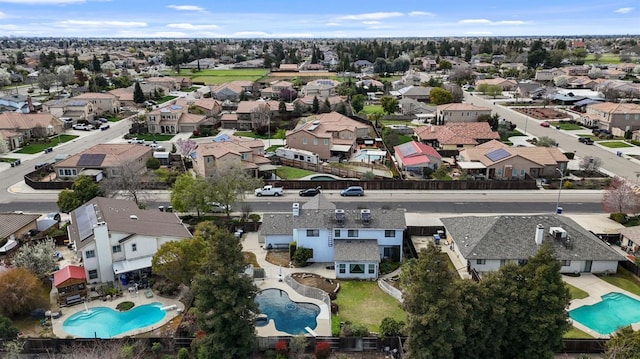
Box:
[53,265,88,306]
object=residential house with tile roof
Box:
[174,98,222,118]
[585,102,640,132]
[414,122,500,151]
[534,68,566,82]
[286,112,372,161]
[457,140,568,179]
[301,79,340,98]
[293,95,347,113]
[43,98,96,123]
[144,76,190,91]
[441,215,625,275]
[146,104,208,134]
[68,197,192,284]
[398,98,435,116]
[436,103,492,123]
[72,92,121,115]
[108,88,135,107]
[193,136,271,177]
[210,81,255,101]
[393,141,442,173]
[261,195,407,279]
[53,144,152,181]
[233,100,293,130]
[260,80,294,99]
[0,112,64,148]
[475,77,517,91]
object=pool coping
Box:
[51,290,184,339]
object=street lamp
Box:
[555,167,566,214]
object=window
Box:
[520,169,525,176]
[385,230,395,237]
[88,269,98,280]
[368,264,375,274]
[477,259,486,265]
[131,243,137,252]
[339,264,345,274]
[112,245,121,253]
[512,168,517,176]
[85,250,95,259]
[313,138,318,145]
[496,168,502,176]
[324,139,329,145]
[561,260,571,266]
[302,138,307,145]
[350,264,365,274]
[306,229,319,237]
[334,229,340,237]
[206,156,213,163]
[348,230,358,237]
[241,153,248,160]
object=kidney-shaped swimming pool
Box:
[62,302,166,338]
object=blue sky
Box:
[0,0,637,38]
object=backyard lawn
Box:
[131,134,175,141]
[16,134,79,154]
[275,166,315,179]
[548,122,584,130]
[157,95,178,103]
[567,283,589,300]
[585,53,621,64]
[171,69,268,85]
[564,327,593,339]
[333,281,406,333]
[361,105,384,115]
[597,267,640,296]
[598,141,633,149]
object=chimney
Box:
[292,203,300,217]
[535,224,544,245]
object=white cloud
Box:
[149,31,187,38]
[233,31,270,37]
[167,5,204,11]
[167,23,219,30]
[614,7,633,13]
[56,20,147,27]
[0,11,6,18]
[326,22,340,26]
[0,0,85,3]
[459,19,527,25]
[464,31,493,35]
[337,12,403,21]
[459,19,492,24]
[362,21,380,25]
[408,11,434,17]
[0,24,18,30]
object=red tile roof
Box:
[394,141,442,166]
[53,265,86,287]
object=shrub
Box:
[610,213,628,224]
[562,180,573,189]
[289,242,297,259]
[263,349,277,359]
[380,317,404,338]
[177,348,189,359]
[274,339,288,355]
[146,157,161,170]
[0,315,19,340]
[115,301,135,311]
[315,342,331,359]
[564,152,575,160]
[292,247,313,266]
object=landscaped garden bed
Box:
[514,107,571,120]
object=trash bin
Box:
[556,207,563,214]
[158,206,164,212]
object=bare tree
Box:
[602,177,640,214]
[55,64,75,88]
[37,69,56,93]
[251,103,272,131]
[61,339,147,359]
[101,159,151,207]
[0,67,11,86]
[31,125,48,139]
[443,82,464,103]
[0,133,9,154]
[206,167,263,218]
[579,156,602,176]
[175,138,198,157]
[447,66,474,85]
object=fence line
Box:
[378,279,403,303]
[283,274,331,310]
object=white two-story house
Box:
[67,197,192,284]
[260,195,406,279]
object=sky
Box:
[0,0,637,38]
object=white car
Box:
[72,123,91,131]
[207,202,229,213]
[127,138,145,144]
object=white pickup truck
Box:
[254,185,284,197]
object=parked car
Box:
[127,138,145,144]
[340,186,365,197]
[72,123,92,131]
[299,187,321,197]
[97,117,109,123]
[34,162,50,170]
[207,202,229,213]
[99,123,110,131]
[540,121,550,128]
[578,137,594,145]
[255,185,284,197]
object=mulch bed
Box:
[290,272,339,294]
[514,107,570,120]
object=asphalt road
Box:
[463,92,640,180]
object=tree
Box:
[448,66,474,85]
[56,64,75,88]
[12,239,57,279]
[152,234,208,286]
[401,243,465,359]
[323,98,331,113]
[133,82,145,104]
[0,68,11,86]
[278,100,287,115]
[100,160,149,207]
[379,317,404,339]
[278,88,297,102]
[37,68,56,93]
[0,315,19,340]
[606,325,640,359]
[57,175,104,213]
[61,339,147,359]
[602,177,640,214]
[429,87,454,105]
[536,136,558,147]
[477,113,500,131]
[442,83,464,103]
[380,96,399,115]
[171,174,211,217]
[312,96,320,114]
[175,138,198,158]
[351,94,367,113]
[554,76,569,88]
[438,60,452,70]
[0,268,47,317]
[251,103,272,134]
[193,224,258,359]
[91,55,101,72]
[207,168,262,218]
[527,39,548,68]
[579,156,602,176]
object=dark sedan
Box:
[299,187,321,197]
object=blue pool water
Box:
[255,289,320,335]
[569,292,640,335]
[351,149,385,163]
[62,302,166,338]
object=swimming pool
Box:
[351,149,385,163]
[569,292,640,335]
[255,289,320,335]
[62,302,166,338]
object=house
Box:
[279,64,299,72]
[260,80,294,99]
[210,81,255,101]
[53,265,87,306]
[534,68,565,82]
[619,227,640,255]
[68,197,192,284]
[286,112,371,161]
[414,122,500,151]
[585,102,640,132]
[441,215,625,275]
[53,144,152,181]
[261,196,407,279]
[0,112,64,145]
[436,103,492,123]
[355,79,384,91]
[394,141,442,174]
[0,212,40,251]
[174,98,222,118]
[72,93,121,115]
[390,86,432,102]
[562,65,590,77]
[301,79,340,98]
[43,99,95,123]
[108,88,135,107]
[457,140,569,179]
[422,58,438,72]
[0,93,30,113]
[146,104,207,134]
[398,98,435,116]
[193,136,271,178]
[143,76,187,91]
[516,81,545,99]
[0,129,24,152]
[293,95,347,113]
[475,78,517,91]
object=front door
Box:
[583,260,592,272]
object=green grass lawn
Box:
[585,53,621,64]
[380,120,419,127]
[598,141,633,149]
[132,134,175,141]
[275,166,315,179]
[567,284,589,300]
[564,327,594,339]
[16,135,79,154]
[266,144,283,152]
[548,122,584,130]
[234,131,269,139]
[157,95,177,103]
[597,267,640,296]
[398,135,413,144]
[362,105,384,115]
[0,157,19,163]
[171,69,269,85]
[333,281,406,333]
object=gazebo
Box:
[53,265,88,306]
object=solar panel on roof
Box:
[76,204,98,241]
[77,153,106,167]
[398,142,418,157]
[484,148,511,162]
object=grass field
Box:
[275,166,315,179]
[597,267,640,296]
[567,284,589,300]
[584,53,621,64]
[171,69,268,85]
[333,281,406,333]
[361,105,384,115]
[157,95,177,103]
[16,134,78,154]
[548,121,584,130]
[598,141,633,149]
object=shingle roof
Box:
[461,140,568,166]
[440,215,624,261]
[334,239,381,262]
[0,213,40,239]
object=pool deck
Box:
[564,273,640,338]
[51,290,184,339]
